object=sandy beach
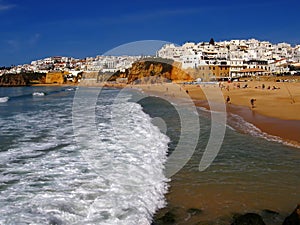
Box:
[133,81,300,224]
[32,80,300,145]
[134,80,300,146]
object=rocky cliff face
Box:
[111,59,193,84]
[45,72,65,84]
[0,74,29,86]
[0,73,46,87]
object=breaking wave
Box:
[0,96,9,103]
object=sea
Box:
[0,86,299,225]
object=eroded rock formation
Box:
[111,59,193,84]
[0,73,46,87]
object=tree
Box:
[209,38,215,45]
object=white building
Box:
[181,51,203,69]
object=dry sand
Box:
[134,81,300,145]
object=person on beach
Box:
[226,96,231,104]
[250,98,256,108]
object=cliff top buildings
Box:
[1,38,300,80]
[157,38,300,79]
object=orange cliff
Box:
[111,59,193,84]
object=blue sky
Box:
[0,0,299,66]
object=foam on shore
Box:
[0,96,9,103]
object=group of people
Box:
[226,96,256,108]
[254,83,281,90]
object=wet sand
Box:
[197,99,300,146]
[136,82,300,224]
[135,81,300,145]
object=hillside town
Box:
[157,38,300,79]
[0,55,143,84]
[1,38,300,83]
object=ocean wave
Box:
[64,87,75,91]
[197,105,225,114]
[72,90,170,224]
[197,106,210,113]
[228,113,300,148]
[0,96,9,103]
[1,89,170,224]
[32,92,46,96]
[197,105,299,148]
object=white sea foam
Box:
[72,91,170,224]
[0,96,9,103]
[197,105,225,115]
[228,113,299,148]
[65,88,75,91]
[32,92,45,96]
[0,88,169,224]
[197,105,299,148]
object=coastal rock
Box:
[0,74,29,86]
[46,71,65,84]
[170,61,193,81]
[282,204,300,225]
[152,211,176,225]
[231,213,266,225]
[0,73,46,86]
[112,58,193,84]
[261,209,282,224]
[261,209,279,215]
[187,208,203,216]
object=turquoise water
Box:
[0,86,299,225]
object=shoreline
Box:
[226,102,300,146]
[137,82,300,224]
[133,82,300,147]
[195,99,300,147]
[7,82,300,146]
[2,82,299,224]
[31,83,78,87]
